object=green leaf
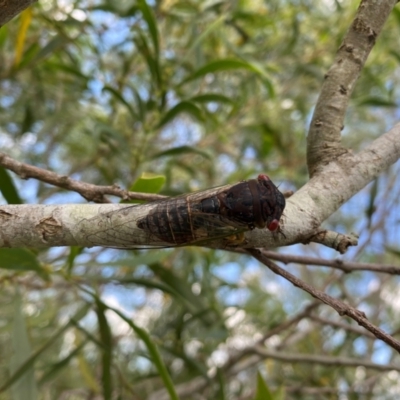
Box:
[32,35,67,63]
[0,167,22,204]
[137,0,159,56]
[10,290,38,400]
[253,371,273,400]
[135,33,162,91]
[49,62,89,81]
[183,14,227,60]
[272,386,285,400]
[0,248,45,274]
[391,6,400,26]
[190,93,234,105]
[95,299,113,400]
[39,342,87,384]
[152,145,212,160]
[356,97,397,107]
[108,306,180,400]
[66,246,84,274]
[20,104,35,135]
[0,24,9,49]
[103,85,138,119]
[157,101,204,128]
[149,263,207,315]
[15,42,40,70]
[129,172,165,194]
[216,368,226,400]
[181,59,274,95]
[365,179,378,228]
[0,304,90,393]
[106,251,170,267]
[385,246,400,258]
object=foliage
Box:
[1,0,400,399]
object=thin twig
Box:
[250,347,400,372]
[309,315,376,339]
[221,302,320,372]
[262,250,400,275]
[247,248,400,353]
[0,152,166,203]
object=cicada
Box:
[86,174,285,249]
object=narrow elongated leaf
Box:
[190,93,234,105]
[253,371,273,400]
[0,248,44,274]
[152,145,211,160]
[108,306,180,400]
[0,167,22,204]
[182,59,274,96]
[10,290,38,400]
[66,246,84,274]
[15,42,40,69]
[0,304,91,393]
[138,0,159,56]
[149,263,207,315]
[103,85,138,119]
[356,97,397,107]
[14,7,33,66]
[135,33,162,89]
[184,14,226,60]
[105,251,169,267]
[157,101,204,128]
[32,35,68,63]
[95,299,113,400]
[0,24,8,48]
[366,179,378,228]
[39,341,87,384]
[77,348,101,393]
[49,62,88,81]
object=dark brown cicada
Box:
[87,174,285,248]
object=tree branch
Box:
[309,315,376,339]
[241,123,400,251]
[307,0,398,175]
[247,248,400,353]
[250,347,400,372]
[0,0,36,27]
[147,279,399,400]
[0,152,166,203]
[1,124,399,250]
[262,250,400,275]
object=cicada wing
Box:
[85,204,248,249]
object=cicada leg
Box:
[223,232,247,246]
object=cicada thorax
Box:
[216,175,285,232]
[216,180,260,229]
[136,175,286,246]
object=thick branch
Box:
[307,0,398,175]
[0,0,36,27]
[0,125,399,251]
[241,123,400,250]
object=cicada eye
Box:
[267,219,280,232]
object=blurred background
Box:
[1,0,400,398]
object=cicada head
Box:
[254,174,286,231]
